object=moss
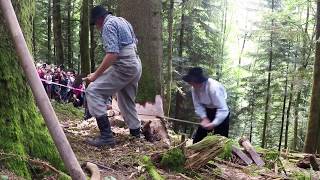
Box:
[219,140,235,160]
[52,101,83,120]
[0,0,65,178]
[160,148,185,172]
[140,156,164,180]
[291,171,311,180]
[58,172,72,180]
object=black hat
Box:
[90,5,110,25]
[182,67,208,83]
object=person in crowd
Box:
[182,67,230,144]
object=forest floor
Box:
[1,101,320,179]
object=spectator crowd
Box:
[36,63,85,108]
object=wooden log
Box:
[232,146,253,165]
[0,1,86,179]
[297,155,320,171]
[239,137,265,167]
[185,136,228,169]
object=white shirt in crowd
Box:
[191,78,229,127]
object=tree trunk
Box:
[217,0,227,81]
[304,0,320,154]
[173,0,186,130]
[166,0,174,116]
[67,0,73,69]
[293,91,301,151]
[0,0,64,178]
[47,0,52,64]
[118,0,163,102]
[90,0,96,72]
[261,0,274,148]
[178,0,186,58]
[80,0,90,75]
[52,0,64,65]
[278,62,289,151]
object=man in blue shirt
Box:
[85,5,142,147]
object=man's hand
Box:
[200,117,210,128]
[200,117,214,130]
[86,72,98,82]
[202,122,214,130]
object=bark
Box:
[261,0,274,148]
[0,0,64,178]
[118,0,163,102]
[80,0,90,75]
[166,0,174,116]
[239,138,265,167]
[178,0,186,58]
[52,0,64,65]
[304,0,320,154]
[47,0,52,63]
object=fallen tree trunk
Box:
[232,146,253,165]
[239,137,265,167]
[185,135,230,170]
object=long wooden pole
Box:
[0,1,86,179]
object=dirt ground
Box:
[2,103,320,179]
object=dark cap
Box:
[182,67,208,83]
[90,5,110,25]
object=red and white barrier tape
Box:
[40,79,85,92]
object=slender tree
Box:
[53,0,64,65]
[261,0,275,148]
[278,62,289,151]
[166,0,174,116]
[47,0,52,63]
[67,0,73,69]
[90,0,96,72]
[80,0,90,75]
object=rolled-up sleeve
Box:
[192,89,207,119]
[102,23,119,53]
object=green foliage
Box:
[52,101,83,120]
[291,171,311,180]
[160,148,186,172]
[219,140,235,160]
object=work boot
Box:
[87,114,115,147]
[130,128,141,138]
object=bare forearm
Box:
[94,53,118,77]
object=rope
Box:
[40,79,85,92]
[41,79,199,125]
[135,113,200,125]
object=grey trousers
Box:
[86,45,142,130]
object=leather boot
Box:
[130,128,141,138]
[87,114,115,147]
